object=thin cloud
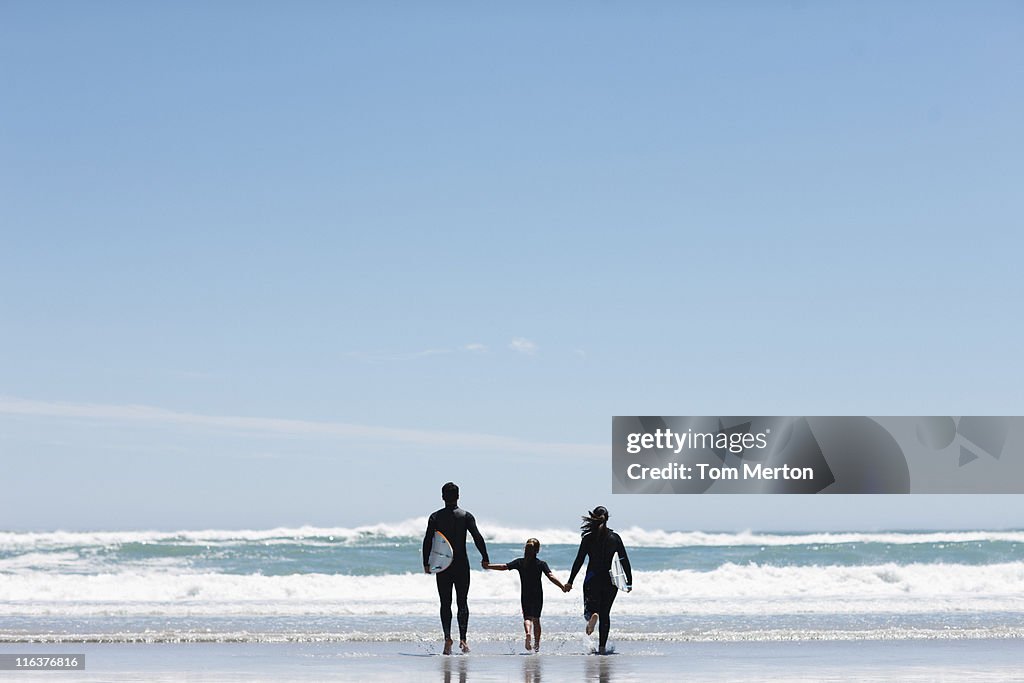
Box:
[0,396,603,458]
[343,348,453,362]
[345,343,490,362]
[509,337,538,355]
[174,370,213,380]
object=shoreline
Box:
[2,638,1022,682]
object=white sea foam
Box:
[0,551,82,571]
[3,521,1024,550]
[6,625,1024,644]
[2,562,1024,618]
[0,522,423,550]
[573,527,1024,548]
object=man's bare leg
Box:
[442,638,453,655]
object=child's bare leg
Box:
[523,618,533,650]
[533,618,542,651]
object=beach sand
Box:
[3,638,1022,682]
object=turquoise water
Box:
[2,524,1023,642]
[3,527,1021,575]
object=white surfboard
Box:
[427,530,454,573]
[609,551,629,591]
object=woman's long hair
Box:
[580,506,609,538]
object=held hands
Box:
[563,582,572,593]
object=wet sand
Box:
[3,638,1022,682]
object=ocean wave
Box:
[4,625,1024,644]
[3,521,1024,550]
[3,562,1024,617]
[0,521,431,550]
[0,551,83,571]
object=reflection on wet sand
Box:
[585,654,614,683]
[438,652,622,683]
[440,655,467,683]
[522,654,542,683]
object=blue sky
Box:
[2,2,1023,531]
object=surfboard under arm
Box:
[428,530,454,574]
[609,551,630,591]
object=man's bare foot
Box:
[459,640,470,653]
[525,635,532,651]
[585,613,599,636]
[442,638,453,655]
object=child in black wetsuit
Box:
[485,538,568,652]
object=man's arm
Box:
[422,513,436,573]
[466,512,489,565]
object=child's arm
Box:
[483,563,508,570]
[544,569,567,592]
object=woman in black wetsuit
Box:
[564,506,632,655]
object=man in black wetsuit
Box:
[564,505,632,655]
[422,481,489,654]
